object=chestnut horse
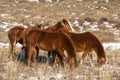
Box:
[7,25,42,60]
[22,19,74,48]
[22,19,75,66]
[8,26,24,59]
[51,31,106,67]
[26,29,77,68]
[8,19,74,60]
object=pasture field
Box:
[0,0,120,80]
[0,47,120,80]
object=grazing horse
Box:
[22,19,74,60]
[8,25,42,60]
[51,31,106,67]
[26,29,77,68]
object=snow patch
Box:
[103,43,120,50]
[27,77,38,80]
[56,72,63,79]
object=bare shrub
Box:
[114,22,120,29]
[99,17,108,23]
[84,17,97,22]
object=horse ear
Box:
[60,20,65,27]
[62,19,67,24]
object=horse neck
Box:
[46,22,60,31]
[91,34,106,60]
[60,31,76,58]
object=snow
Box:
[0,42,119,50]
[0,43,22,48]
[27,0,39,3]
[103,43,120,50]
[0,22,28,32]
[83,21,91,25]
[56,72,63,79]
[27,77,38,80]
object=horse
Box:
[8,26,25,59]
[8,19,74,61]
[26,29,77,68]
[7,24,43,60]
[22,19,74,61]
[50,31,106,67]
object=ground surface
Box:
[0,0,120,80]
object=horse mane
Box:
[45,21,64,31]
[45,19,75,32]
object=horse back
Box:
[8,26,25,41]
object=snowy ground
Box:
[0,42,120,50]
[0,1,120,80]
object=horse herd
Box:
[7,19,106,69]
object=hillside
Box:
[0,0,120,80]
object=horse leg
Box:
[9,40,16,60]
[69,57,77,69]
[47,51,52,65]
[80,50,89,65]
[57,49,65,68]
[35,46,39,60]
[52,51,58,64]
[28,46,32,66]
[88,53,94,66]
[51,51,64,67]
[33,47,37,66]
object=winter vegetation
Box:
[0,0,120,80]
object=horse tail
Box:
[91,33,106,65]
[7,30,12,58]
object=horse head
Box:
[60,19,75,32]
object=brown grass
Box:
[0,0,120,80]
[0,0,120,43]
[92,30,116,42]
[0,47,120,80]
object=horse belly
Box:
[75,43,86,52]
[38,42,55,51]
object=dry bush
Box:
[114,22,120,29]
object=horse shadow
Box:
[16,50,55,66]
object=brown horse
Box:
[8,26,25,59]
[26,29,77,68]
[22,19,75,67]
[8,25,42,60]
[8,19,74,60]
[22,19,74,48]
[51,31,106,67]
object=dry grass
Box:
[0,0,120,80]
[0,0,120,42]
[0,47,120,80]
[92,30,116,42]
